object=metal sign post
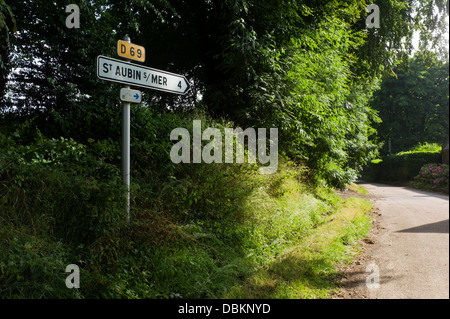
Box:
[122,35,131,223]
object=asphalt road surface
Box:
[338,182,449,299]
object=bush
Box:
[0,128,125,246]
[412,163,449,193]
[362,149,442,182]
[408,142,442,153]
[0,226,82,298]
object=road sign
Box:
[120,88,142,103]
[97,55,190,95]
[117,40,145,62]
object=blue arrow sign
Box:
[120,88,142,103]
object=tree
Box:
[0,0,16,97]
[1,0,448,188]
[370,53,449,155]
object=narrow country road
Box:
[338,182,449,299]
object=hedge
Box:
[362,151,442,182]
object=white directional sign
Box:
[120,88,142,103]
[97,55,190,95]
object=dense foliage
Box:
[370,54,449,155]
[0,110,372,298]
[0,0,448,299]
[1,0,447,187]
[362,143,442,182]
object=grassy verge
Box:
[111,167,373,299]
[347,183,368,195]
[223,196,372,298]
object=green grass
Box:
[348,183,368,195]
[120,166,373,299]
[222,196,372,298]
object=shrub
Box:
[362,149,441,182]
[412,163,449,193]
[0,226,82,298]
[408,142,442,153]
[0,128,125,246]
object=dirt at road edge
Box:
[332,206,385,299]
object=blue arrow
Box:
[134,93,139,100]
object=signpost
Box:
[97,35,190,222]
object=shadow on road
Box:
[397,219,449,234]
